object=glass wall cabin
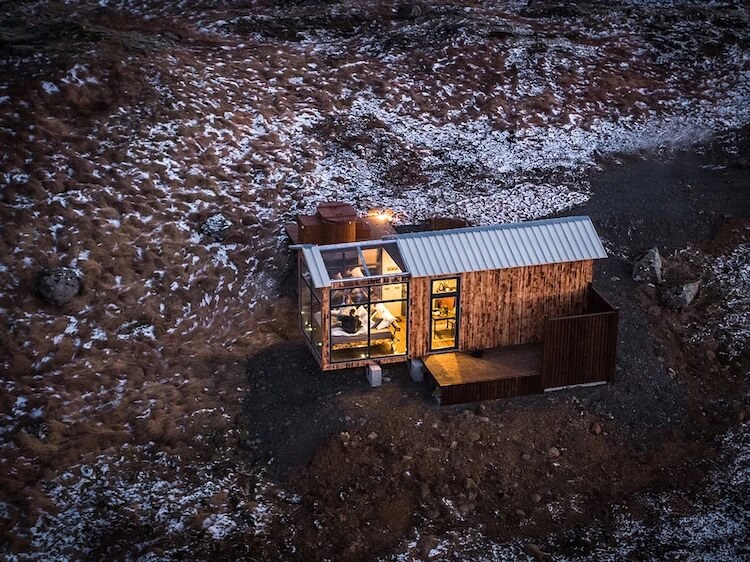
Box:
[298,240,409,366]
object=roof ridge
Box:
[393,215,592,240]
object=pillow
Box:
[370,310,383,327]
[375,304,397,329]
[349,267,365,278]
[355,305,368,326]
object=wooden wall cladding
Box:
[458,260,594,351]
[541,287,619,389]
[320,288,331,369]
[408,276,432,358]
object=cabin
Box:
[292,215,619,404]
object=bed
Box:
[330,322,396,350]
[317,305,399,352]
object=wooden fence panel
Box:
[541,288,618,390]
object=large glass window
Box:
[299,259,322,358]
[329,283,408,363]
[320,242,406,282]
[311,292,322,354]
[430,278,459,351]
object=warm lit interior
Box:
[329,284,408,363]
[430,278,459,351]
[320,242,405,281]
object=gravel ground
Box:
[236,128,749,561]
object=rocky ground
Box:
[1,1,749,560]
[238,131,750,561]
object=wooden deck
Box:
[425,344,543,405]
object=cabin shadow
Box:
[242,339,433,479]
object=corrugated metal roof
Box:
[394,216,607,278]
[294,216,607,287]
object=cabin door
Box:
[429,278,459,351]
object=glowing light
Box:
[368,208,394,222]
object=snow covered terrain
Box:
[1,0,749,559]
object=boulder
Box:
[632,247,663,283]
[199,213,232,241]
[396,3,426,19]
[37,267,81,306]
[418,534,438,559]
[660,281,700,310]
[523,543,549,560]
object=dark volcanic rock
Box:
[660,280,700,309]
[632,247,663,283]
[395,3,426,20]
[37,267,81,306]
[199,213,232,242]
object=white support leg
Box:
[409,359,425,382]
[366,364,382,387]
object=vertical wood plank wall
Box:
[408,277,432,358]
[320,288,331,369]
[458,260,594,351]
[407,261,594,359]
[541,287,619,389]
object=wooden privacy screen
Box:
[541,287,619,390]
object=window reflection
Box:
[430,278,459,351]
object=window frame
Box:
[429,277,460,353]
[328,283,409,364]
[299,270,322,359]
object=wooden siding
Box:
[323,355,407,371]
[320,287,331,369]
[458,260,593,351]
[431,372,542,405]
[541,287,619,389]
[408,276,432,358]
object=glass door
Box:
[430,278,459,351]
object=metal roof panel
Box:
[394,216,607,277]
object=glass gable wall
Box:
[320,242,405,282]
[329,282,408,363]
[298,240,411,367]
